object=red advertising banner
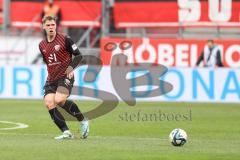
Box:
[10,1,43,27]
[101,38,240,67]
[114,0,240,27]
[0,0,2,24]
[10,1,101,27]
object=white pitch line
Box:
[0,132,167,141]
[0,121,29,130]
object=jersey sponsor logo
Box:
[48,53,57,63]
[48,62,61,66]
[72,44,78,51]
[54,45,61,51]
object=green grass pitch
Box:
[0,100,239,160]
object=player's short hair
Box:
[207,39,214,44]
[42,15,57,24]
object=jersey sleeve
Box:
[65,36,82,56]
[39,44,47,63]
[39,44,42,54]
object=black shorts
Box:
[43,77,74,97]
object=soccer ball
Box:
[169,128,187,146]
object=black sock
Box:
[60,100,85,121]
[49,108,69,132]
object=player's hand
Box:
[65,66,73,73]
[67,71,74,79]
[65,66,74,79]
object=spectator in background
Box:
[196,40,223,67]
[41,0,62,26]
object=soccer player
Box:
[39,16,89,140]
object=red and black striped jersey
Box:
[39,33,81,82]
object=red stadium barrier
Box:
[10,0,101,28]
[10,1,43,28]
[59,1,101,27]
[0,0,2,24]
[101,38,240,68]
[114,0,240,28]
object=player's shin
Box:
[60,100,85,121]
[49,107,69,132]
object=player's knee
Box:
[44,100,55,109]
[54,97,66,106]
